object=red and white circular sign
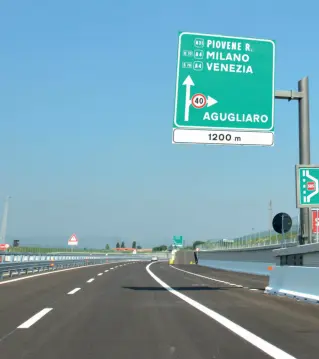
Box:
[191,93,206,109]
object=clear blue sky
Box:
[0,0,318,248]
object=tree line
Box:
[104,240,205,251]
[104,241,142,249]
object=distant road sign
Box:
[222,239,234,243]
[173,236,183,248]
[173,32,275,146]
[0,243,10,251]
[68,234,78,246]
[296,165,319,207]
[272,213,292,234]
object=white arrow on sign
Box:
[183,75,218,120]
[183,75,194,122]
[207,95,218,107]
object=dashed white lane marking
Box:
[18,308,53,329]
[67,287,81,295]
[98,273,103,276]
[105,270,109,273]
[87,278,95,283]
[0,262,112,286]
[110,267,114,270]
[249,289,259,291]
[170,265,243,288]
[146,263,296,359]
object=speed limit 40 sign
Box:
[191,93,206,109]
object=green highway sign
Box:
[172,32,276,146]
[296,165,319,208]
[173,236,183,248]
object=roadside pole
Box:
[299,78,311,244]
[281,214,285,248]
[275,77,310,244]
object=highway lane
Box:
[0,260,136,338]
[0,260,272,359]
[0,261,318,358]
[152,263,319,359]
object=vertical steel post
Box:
[298,77,310,244]
[269,200,272,243]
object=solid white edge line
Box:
[0,261,131,286]
[146,263,296,359]
[67,287,81,295]
[18,308,53,329]
[87,278,95,283]
[170,265,243,288]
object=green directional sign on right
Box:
[173,236,183,248]
[296,165,319,208]
[173,32,276,146]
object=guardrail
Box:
[199,238,299,251]
[0,252,127,281]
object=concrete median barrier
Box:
[198,259,274,276]
[173,251,195,265]
[265,266,319,303]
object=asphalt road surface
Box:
[1,260,319,359]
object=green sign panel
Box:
[173,236,183,248]
[296,165,319,208]
[172,32,276,146]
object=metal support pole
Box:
[309,208,313,244]
[269,200,272,242]
[275,77,310,245]
[0,196,10,244]
[281,214,285,248]
[298,77,310,244]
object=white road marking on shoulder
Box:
[147,263,296,359]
